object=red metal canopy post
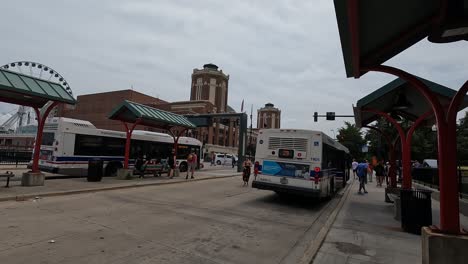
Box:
[122,119,141,169]
[361,109,410,188]
[31,102,59,173]
[168,127,188,170]
[361,109,432,189]
[363,65,463,234]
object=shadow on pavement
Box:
[250,191,330,211]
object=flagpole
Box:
[249,104,253,157]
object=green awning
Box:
[0,68,76,107]
[334,0,439,78]
[108,100,196,129]
[355,77,468,127]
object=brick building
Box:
[190,63,229,113]
[58,89,167,132]
[257,103,281,129]
[57,63,241,157]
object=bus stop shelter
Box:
[334,0,468,236]
[354,77,468,190]
[0,68,76,185]
[108,100,196,176]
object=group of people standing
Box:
[167,149,198,180]
[135,149,198,180]
[351,159,389,195]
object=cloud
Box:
[1,0,467,137]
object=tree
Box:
[362,116,438,162]
[363,118,396,160]
[336,121,366,160]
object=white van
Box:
[214,153,237,166]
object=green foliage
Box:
[354,111,468,165]
[364,117,437,162]
[364,118,396,160]
[336,121,366,160]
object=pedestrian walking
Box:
[375,160,385,187]
[139,155,149,179]
[231,155,236,168]
[356,161,368,194]
[186,150,198,179]
[242,158,252,186]
[384,161,390,185]
[254,161,260,180]
[168,150,175,178]
[351,159,358,179]
[210,152,215,166]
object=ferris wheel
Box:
[0,61,74,133]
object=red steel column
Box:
[122,119,141,169]
[364,65,461,233]
[169,127,187,169]
[31,102,59,173]
[361,109,409,188]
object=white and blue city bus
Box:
[36,117,202,176]
[252,129,349,198]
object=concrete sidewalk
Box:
[0,169,241,202]
[313,179,468,264]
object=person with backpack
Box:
[186,150,198,179]
[356,161,368,194]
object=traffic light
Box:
[314,112,318,122]
[326,112,335,120]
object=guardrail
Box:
[412,167,468,199]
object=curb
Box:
[0,173,240,202]
[299,179,355,264]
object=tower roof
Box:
[203,63,218,70]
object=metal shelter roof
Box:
[108,100,196,129]
[354,77,468,128]
[334,0,440,78]
[0,68,76,107]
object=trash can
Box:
[87,160,103,182]
[400,189,432,234]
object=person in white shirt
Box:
[351,159,359,179]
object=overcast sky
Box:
[1,0,467,137]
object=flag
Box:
[241,99,244,112]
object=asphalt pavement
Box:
[0,175,342,264]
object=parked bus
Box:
[36,117,202,176]
[252,129,349,198]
